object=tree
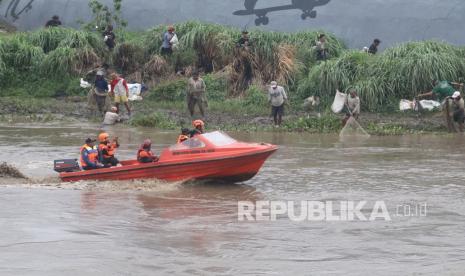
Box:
[82,0,127,31]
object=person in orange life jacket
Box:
[177,128,190,143]
[98,132,120,167]
[137,139,159,163]
[190,120,205,137]
[80,138,104,170]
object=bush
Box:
[203,74,228,101]
[244,85,268,107]
[130,112,177,129]
[147,79,187,101]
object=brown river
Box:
[1,123,465,275]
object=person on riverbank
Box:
[110,73,131,116]
[137,139,159,163]
[315,34,328,61]
[45,15,62,27]
[237,30,252,48]
[94,71,109,114]
[416,80,463,102]
[268,81,288,126]
[103,25,116,51]
[368,39,381,55]
[342,89,361,126]
[161,26,176,55]
[103,106,121,125]
[187,71,207,118]
[98,132,120,167]
[451,91,464,132]
[80,138,103,170]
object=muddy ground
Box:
[0,96,447,132]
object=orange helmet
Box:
[98,132,109,142]
[192,120,205,128]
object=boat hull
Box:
[60,148,276,183]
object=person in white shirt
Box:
[103,106,121,125]
[268,81,288,126]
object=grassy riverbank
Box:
[0,21,462,134]
[0,96,447,135]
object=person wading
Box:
[187,71,207,118]
[342,89,361,126]
[268,81,288,127]
[110,73,131,116]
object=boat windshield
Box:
[202,131,237,147]
[169,137,206,151]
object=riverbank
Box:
[0,96,447,135]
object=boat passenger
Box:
[98,132,120,167]
[137,139,159,163]
[177,128,190,144]
[190,120,205,137]
[80,138,104,170]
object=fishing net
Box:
[339,117,370,138]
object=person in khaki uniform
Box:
[186,71,207,118]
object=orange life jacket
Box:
[137,148,156,162]
[98,142,118,159]
[177,135,189,144]
[80,144,98,167]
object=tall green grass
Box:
[305,40,465,111]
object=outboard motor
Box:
[54,159,80,173]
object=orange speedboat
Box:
[58,131,277,183]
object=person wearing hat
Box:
[451,91,464,132]
[161,25,176,55]
[368,39,381,55]
[237,30,252,48]
[45,15,62,27]
[190,120,205,137]
[103,106,121,125]
[110,73,131,116]
[94,70,109,114]
[187,71,207,118]
[80,138,103,170]
[268,81,288,126]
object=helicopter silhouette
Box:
[2,0,35,21]
[233,0,331,26]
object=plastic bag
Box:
[331,90,347,113]
[80,78,91,88]
[399,99,414,111]
[170,34,179,50]
[419,100,441,111]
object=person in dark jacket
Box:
[94,71,109,114]
[45,15,62,27]
[103,25,116,50]
[368,39,381,55]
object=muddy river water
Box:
[0,123,465,275]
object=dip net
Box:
[339,117,370,139]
